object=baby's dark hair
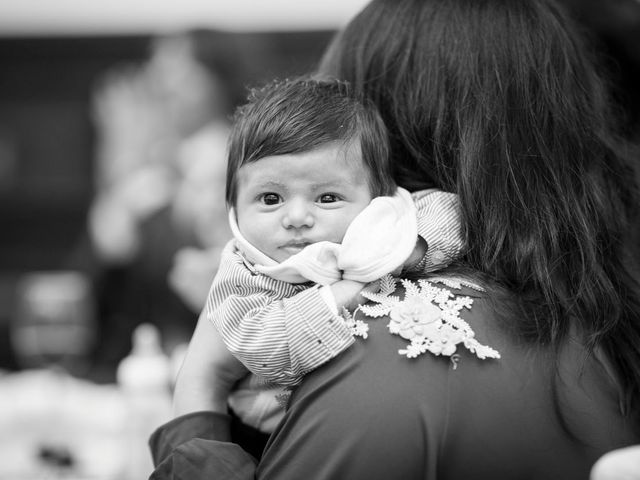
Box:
[225,76,395,206]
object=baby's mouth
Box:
[280,241,311,255]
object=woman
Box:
[150,0,640,478]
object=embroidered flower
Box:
[355,274,500,364]
[431,324,465,355]
[389,296,441,340]
[341,307,369,339]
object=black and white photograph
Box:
[0,1,639,479]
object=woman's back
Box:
[259,282,637,479]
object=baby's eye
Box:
[318,193,341,203]
[260,193,282,205]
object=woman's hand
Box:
[173,309,248,416]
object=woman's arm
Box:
[172,309,246,416]
[151,309,256,480]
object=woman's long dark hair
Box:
[319,0,640,429]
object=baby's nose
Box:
[282,200,314,229]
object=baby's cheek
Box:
[335,214,361,243]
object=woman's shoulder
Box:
[261,274,635,479]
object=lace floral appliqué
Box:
[341,310,370,339]
[347,275,500,363]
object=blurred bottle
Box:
[10,271,96,377]
[117,323,172,480]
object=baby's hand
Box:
[330,279,367,312]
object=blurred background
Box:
[0,0,638,478]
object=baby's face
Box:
[235,142,373,263]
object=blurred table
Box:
[0,368,135,480]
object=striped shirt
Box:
[413,190,463,272]
[206,244,354,387]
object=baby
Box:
[206,77,462,434]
